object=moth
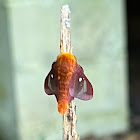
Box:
[44,51,93,115]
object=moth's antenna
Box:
[60,5,79,140]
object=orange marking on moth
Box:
[56,52,76,115]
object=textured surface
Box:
[0,0,128,140]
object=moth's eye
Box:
[79,77,84,82]
[50,74,54,79]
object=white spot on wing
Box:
[50,74,54,79]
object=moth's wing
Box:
[69,64,93,100]
[44,62,58,95]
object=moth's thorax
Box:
[57,53,76,114]
[57,53,76,98]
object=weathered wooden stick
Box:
[60,5,80,140]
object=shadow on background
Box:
[0,1,18,140]
[127,0,140,131]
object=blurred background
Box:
[0,0,140,140]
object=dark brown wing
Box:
[44,62,59,96]
[69,64,93,100]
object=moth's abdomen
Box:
[57,53,76,115]
[58,99,68,115]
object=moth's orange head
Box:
[57,52,76,63]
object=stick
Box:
[60,5,80,140]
